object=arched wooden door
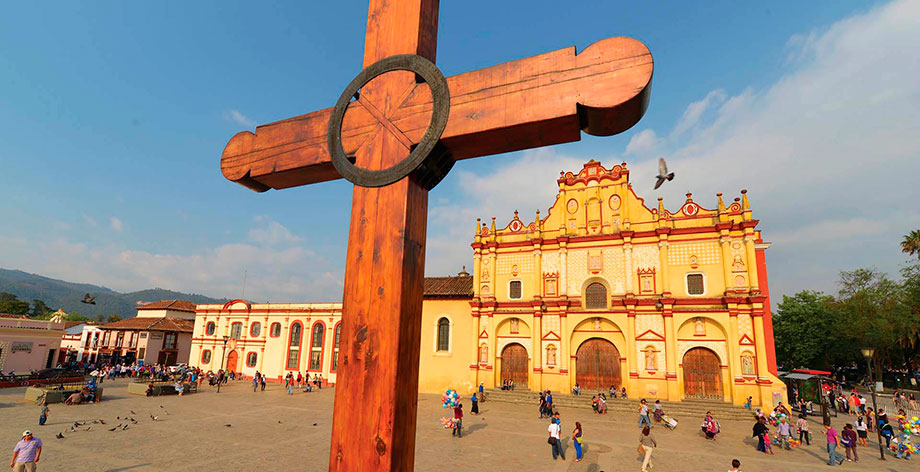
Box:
[682,347,723,399]
[576,339,621,390]
[500,344,528,389]
[226,350,239,373]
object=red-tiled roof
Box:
[63,321,87,328]
[0,313,30,319]
[423,275,473,298]
[136,300,197,313]
[97,316,194,333]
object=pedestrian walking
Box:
[547,417,565,460]
[824,422,844,466]
[470,392,479,415]
[638,425,656,472]
[38,402,49,426]
[841,423,858,462]
[452,403,463,438]
[796,414,810,446]
[777,417,792,450]
[855,416,867,446]
[10,431,42,472]
[638,399,651,429]
[753,417,769,453]
[253,373,259,392]
[260,375,266,391]
[572,421,583,462]
[653,400,664,423]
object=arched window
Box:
[286,322,303,370]
[332,323,342,371]
[585,282,607,309]
[508,280,523,299]
[250,322,261,337]
[230,322,243,339]
[309,323,325,371]
[246,352,258,368]
[205,322,216,336]
[437,317,450,352]
[201,350,212,364]
[686,273,705,295]
[270,322,281,337]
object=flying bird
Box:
[654,157,675,190]
[81,293,96,305]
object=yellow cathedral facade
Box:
[190,160,785,407]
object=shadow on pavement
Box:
[104,464,151,472]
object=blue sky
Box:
[1,0,918,304]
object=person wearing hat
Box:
[10,430,42,471]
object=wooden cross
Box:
[219,1,652,470]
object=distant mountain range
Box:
[0,268,226,318]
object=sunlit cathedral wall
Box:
[465,160,784,407]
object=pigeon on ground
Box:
[313,423,318,426]
[81,293,96,305]
[130,410,136,414]
[73,422,80,428]
[109,427,117,432]
[654,157,675,190]
[117,416,121,420]
[122,424,128,430]
[278,421,282,424]
[99,420,106,425]
[85,427,92,431]
[225,424,232,427]
[159,405,164,409]
[56,433,64,439]
[91,420,99,424]
[150,414,159,421]
[164,410,170,415]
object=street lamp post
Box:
[861,347,885,461]
[217,335,229,394]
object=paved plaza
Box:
[1,379,915,471]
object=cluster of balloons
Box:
[441,389,460,409]
[439,416,457,429]
[768,433,800,448]
[908,416,920,435]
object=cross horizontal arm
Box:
[221,36,652,192]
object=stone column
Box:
[532,309,543,391]
[662,301,679,400]
[744,234,760,292]
[726,306,741,404]
[657,237,670,295]
[626,304,638,384]
[720,236,733,293]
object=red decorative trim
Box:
[665,373,678,379]
[636,329,666,341]
[559,368,568,373]
[534,367,543,372]
[542,331,561,341]
[479,330,488,339]
[738,334,755,345]
[676,338,726,342]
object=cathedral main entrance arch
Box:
[575,338,621,390]
[682,347,723,400]
[499,344,528,389]
[226,350,239,373]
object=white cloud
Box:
[426,0,920,302]
[82,214,97,227]
[224,109,255,127]
[624,129,664,157]
[671,89,726,137]
[248,216,303,245]
[110,217,124,232]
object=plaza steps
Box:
[482,389,756,421]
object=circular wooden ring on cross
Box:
[328,54,451,189]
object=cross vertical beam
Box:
[329,1,439,470]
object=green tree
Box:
[832,268,910,373]
[773,291,836,369]
[94,314,105,324]
[0,292,30,316]
[902,230,920,260]
[30,299,52,318]
[107,314,122,323]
